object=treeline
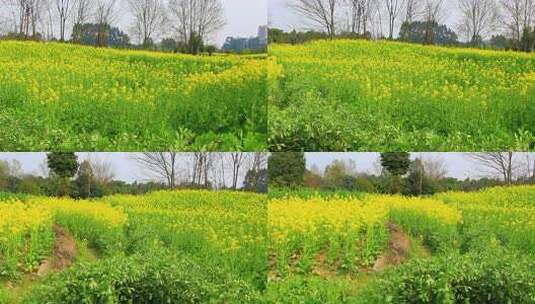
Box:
[268,153,535,196]
[0,0,251,55]
[269,23,532,51]
[281,0,535,52]
[0,152,268,198]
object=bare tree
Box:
[11,0,46,38]
[133,152,178,188]
[55,0,72,40]
[501,0,535,48]
[422,0,445,44]
[94,0,117,46]
[127,0,166,47]
[384,0,404,39]
[72,0,93,42]
[404,0,420,23]
[229,152,250,190]
[347,0,379,36]
[289,0,339,38]
[191,152,213,187]
[458,0,499,44]
[168,0,225,53]
[421,154,447,180]
[86,155,115,184]
[469,152,517,185]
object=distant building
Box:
[222,25,267,53]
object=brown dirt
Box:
[37,224,77,276]
[373,223,411,272]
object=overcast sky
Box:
[0,0,268,47]
[270,0,463,38]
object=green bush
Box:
[356,249,535,304]
[24,250,259,304]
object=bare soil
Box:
[37,224,77,276]
[373,223,411,272]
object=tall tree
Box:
[127,0,166,47]
[290,0,339,38]
[167,0,225,54]
[229,152,249,190]
[469,152,517,185]
[422,0,445,44]
[133,152,178,188]
[405,0,420,23]
[380,152,411,193]
[93,0,116,46]
[458,0,499,45]
[268,152,306,188]
[55,0,73,41]
[384,0,404,39]
[71,0,92,42]
[47,152,79,196]
[75,160,93,198]
[501,0,535,49]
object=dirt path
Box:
[373,223,411,272]
[37,224,77,276]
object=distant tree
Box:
[133,152,178,188]
[160,37,177,51]
[72,0,93,43]
[243,168,268,193]
[289,0,339,38]
[303,169,323,188]
[94,0,117,46]
[520,26,535,52]
[405,158,437,196]
[324,159,350,189]
[47,152,79,196]
[127,0,166,47]
[204,45,217,55]
[422,0,445,44]
[17,177,42,195]
[73,23,129,47]
[167,0,225,54]
[55,0,74,41]
[75,160,93,198]
[384,0,404,39]
[469,152,517,185]
[457,0,499,46]
[380,152,411,193]
[489,34,511,49]
[268,152,306,187]
[354,176,376,193]
[187,31,203,55]
[399,20,458,45]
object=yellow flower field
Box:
[269,39,535,151]
[0,41,267,151]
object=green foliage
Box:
[25,251,260,304]
[46,153,79,178]
[269,40,535,151]
[264,276,356,304]
[356,250,535,304]
[268,153,306,187]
